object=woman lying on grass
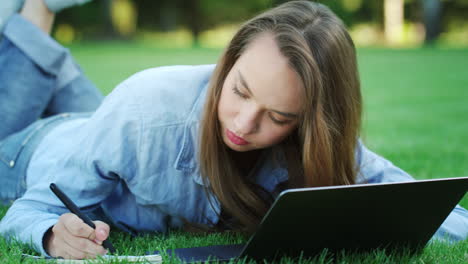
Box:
[0,0,466,260]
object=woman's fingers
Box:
[60,224,107,256]
[54,237,99,259]
[93,220,110,243]
[61,213,95,239]
[49,213,108,259]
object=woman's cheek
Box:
[257,126,291,147]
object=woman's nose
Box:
[234,106,259,135]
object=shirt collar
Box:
[252,146,289,193]
[175,130,289,191]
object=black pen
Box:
[49,183,116,254]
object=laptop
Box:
[158,176,468,262]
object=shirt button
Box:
[9,161,15,167]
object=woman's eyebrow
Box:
[237,70,299,119]
[238,70,253,95]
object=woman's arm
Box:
[0,80,141,257]
[355,141,468,242]
[355,140,415,184]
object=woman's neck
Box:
[230,149,263,176]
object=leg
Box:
[20,0,103,116]
[20,0,55,34]
[432,205,468,243]
[0,1,102,140]
[1,0,92,33]
[42,73,103,117]
[0,22,56,140]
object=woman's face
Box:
[218,33,304,152]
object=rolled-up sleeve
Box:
[0,80,141,255]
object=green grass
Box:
[67,41,222,95]
[1,232,467,263]
[1,43,468,263]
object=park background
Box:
[58,0,468,204]
[67,0,468,249]
[1,0,468,263]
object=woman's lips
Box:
[226,129,249,145]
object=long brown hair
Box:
[199,1,362,234]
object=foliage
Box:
[52,0,468,46]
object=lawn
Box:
[1,43,467,263]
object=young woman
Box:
[0,0,466,260]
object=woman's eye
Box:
[232,86,248,99]
[269,114,291,126]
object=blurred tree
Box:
[55,0,136,40]
[52,0,468,46]
[182,0,202,46]
[100,0,137,39]
[134,0,177,31]
[112,0,137,37]
[161,0,272,47]
[422,0,442,44]
[384,0,404,45]
[102,0,117,38]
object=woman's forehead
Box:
[233,33,304,113]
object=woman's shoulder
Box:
[112,64,215,125]
[122,64,215,97]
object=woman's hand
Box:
[45,213,110,259]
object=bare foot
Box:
[20,0,55,34]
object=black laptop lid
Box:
[240,177,468,260]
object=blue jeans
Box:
[0,15,103,205]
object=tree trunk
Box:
[101,0,118,39]
[384,0,404,45]
[184,0,201,47]
[422,0,441,44]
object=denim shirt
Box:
[0,65,466,256]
